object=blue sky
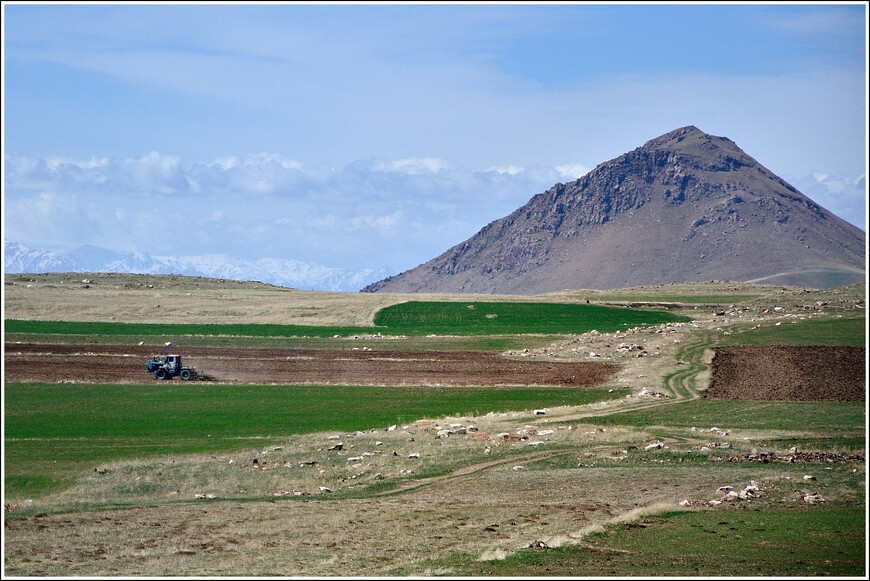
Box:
[3,2,867,278]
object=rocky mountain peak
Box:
[363,126,865,294]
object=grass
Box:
[372,301,690,335]
[720,316,866,347]
[596,293,764,304]
[4,382,622,499]
[749,436,867,453]
[557,282,768,305]
[583,400,866,433]
[447,506,866,577]
[3,331,558,352]
[5,301,689,339]
[4,319,378,338]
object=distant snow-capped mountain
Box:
[3,241,389,292]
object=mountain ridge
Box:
[3,241,387,292]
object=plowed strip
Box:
[4,343,618,387]
[707,346,865,402]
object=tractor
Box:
[147,354,198,380]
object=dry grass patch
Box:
[5,273,586,326]
[8,455,841,577]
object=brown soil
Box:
[707,346,865,402]
[3,343,619,387]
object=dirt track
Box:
[708,346,865,402]
[3,343,619,387]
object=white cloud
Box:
[554,163,590,180]
[788,172,867,230]
[121,152,186,194]
[766,8,863,36]
[350,211,403,234]
[4,191,103,251]
[487,165,524,176]
[4,152,573,271]
[374,157,452,175]
[242,153,304,171]
[214,156,239,171]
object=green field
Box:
[372,301,691,334]
[720,316,867,347]
[1,331,552,352]
[4,382,622,498]
[583,399,866,433]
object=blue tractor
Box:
[147,354,198,380]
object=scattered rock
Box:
[637,388,669,398]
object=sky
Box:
[3,1,868,278]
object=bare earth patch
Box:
[4,343,618,387]
[707,346,865,402]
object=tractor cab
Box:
[163,355,181,374]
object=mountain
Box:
[3,242,387,292]
[362,126,866,294]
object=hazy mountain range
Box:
[3,241,387,292]
[363,126,866,294]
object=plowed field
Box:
[4,343,619,387]
[708,346,865,402]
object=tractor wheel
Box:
[180,369,192,381]
[155,368,168,380]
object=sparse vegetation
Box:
[443,506,866,577]
[4,382,621,499]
